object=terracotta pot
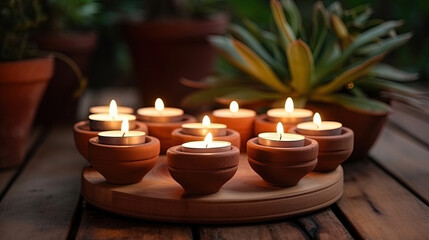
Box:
[0,57,53,168]
[137,114,197,154]
[290,127,354,172]
[210,114,254,151]
[33,31,97,123]
[121,14,228,109]
[88,136,160,184]
[254,114,302,136]
[73,120,148,161]
[247,138,318,187]
[171,128,241,150]
[306,102,388,160]
[167,145,240,194]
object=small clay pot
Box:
[73,120,148,161]
[88,136,160,184]
[254,114,302,136]
[247,138,318,187]
[137,114,197,153]
[171,128,240,150]
[210,114,254,151]
[167,145,240,194]
[290,127,354,172]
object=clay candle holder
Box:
[73,100,147,161]
[254,98,313,135]
[211,101,256,151]
[247,123,318,187]
[171,116,240,150]
[88,120,160,184]
[167,134,240,194]
[290,112,354,172]
[136,98,196,153]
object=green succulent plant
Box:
[182,0,421,113]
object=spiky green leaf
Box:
[369,63,419,81]
[311,94,391,114]
[287,40,314,93]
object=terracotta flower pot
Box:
[247,138,318,187]
[137,114,197,154]
[33,31,97,123]
[167,145,240,194]
[171,128,241,150]
[88,136,160,184]
[121,14,228,109]
[73,120,148,161]
[290,127,354,172]
[0,56,53,168]
[306,102,388,160]
[210,114,254,151]
[254,114,303,136]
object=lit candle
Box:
[258,122,305,147]
[98,119,145,145]
[137,98,184,122]
[296,112,342,136]
[212,101,256,118]
[181,133,231,153]
[89,100,136,131]
[181,115,227,136]
[266,97,313,123]
[89,100,134,114]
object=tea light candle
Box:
[98,119,145,145]
[296,112,342,136]
[258,122,305,147]
[267,97,313,123]
[89,100,134,114]
[137,98,184,122]
[181,133,231,153]
[212,101,256,118]
[89,100,136,131]
[181,115,227,136]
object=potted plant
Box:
[121,0,229,109]
[0,0,53,168]
[33,0,99,123]
[182,0,421,160]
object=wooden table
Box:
[1,90,428,239]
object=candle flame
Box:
[155,98,164,111]
[204,132,213,148]
[109,100,118,119]
[202,115,211,127]
[276,122,284,140]
[285,97,294,113]
[230,101,239,113]
[313,112,322,129]
[121,118,129,137]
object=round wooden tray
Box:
[81,154,343,224]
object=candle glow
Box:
[202,115,211,128]
[230,101,239,113]
[121,119,129,137]
[110,100,118,119]
[313,112,322,129]
[285,97,294,113]
[155,98,164,112]
[204,132,213,148]
[276,122,284,140]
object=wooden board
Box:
[82,154,343,224]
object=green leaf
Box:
[314,54,384,95]
[229,24,286,76]
[232,39,291,93]
[270,0,296,48]
[310,1,330,50]
[181,86,244,108]
[353,8,373,28]
[287,40,314,94]
[328,2,343,16]
[311,94,391,114]
[281,0,306,40]
[215,88,284,105]
[369,63,419,81]
[357,32,412,56]
[208,35,246,67]
[357,78,421,96]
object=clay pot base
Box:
[81,154,343,224]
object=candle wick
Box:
[206,144,208,148]
[122,132,125,137]
[279,133,282,140]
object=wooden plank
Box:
[0,169,16,195]
[199,221,307,240]
[337,160,429,240]
[370,125,429,204]
[76,204,192,240]
[297,209,353,240]
[0,126,87,239]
